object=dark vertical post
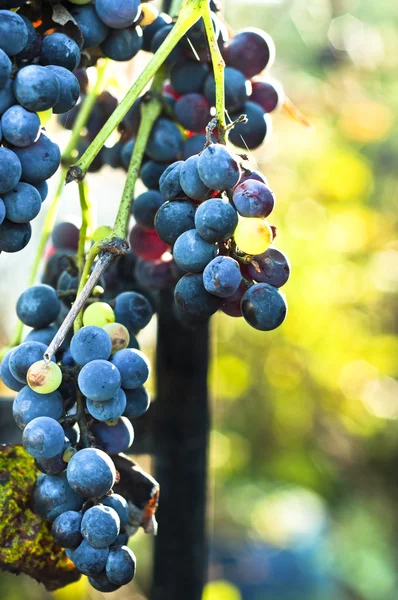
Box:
[151,289,210,600]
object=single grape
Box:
[17,284,61,329]
[0,10,28,56]
[132,190,164,229]
[27,360,62,394]
[194,198,238,242]
[52,221,80,250]
[174,273,222,320]
[87,388,127,422]
[0,219,31,253]
[234,217,272,255]
[182,134,207,160]
[40,33,80,71]
[88,572,120,593]
[25,326,58,346]
[22,416,65,459]
[46,66,80,114]
[103,322,130,354]
[142,13,171,52]
[204,66,248,112]
[9,341,52,383]
[140,160,169,190]
[134,257,178,290]
[1,105,40,147]
[35,438,71,475]
[0,348,25,392]
[221,282,246,317]
[33,472,84,521]
[0,79,15,117]
[241,282,287,330]
[69,4,109,48]
[3,182,41,223]
[0,147,22,194]
[78,359,121,402]
[150,24,182,64]
[198,144,240,190]
[100,26,143,61]
[229,102,271,150]
[68,540,109,576]
[159,161,185,201]
[155,200,196,245]
[13,386,63,429]
[106,545,136,586]
[102,494,129,527]
[93,417,134,454]
[246,247,290,287]
[250,79,283,113]
[83,302,115,328]
[124,386,150,419]
[67,447,116,497]
[51,510,83,549]
[16,16,42,61]
[173,229,218,273]
[114,291,153,333]
[114,529,129,546]
[81,504,120,548]
[170,59,210,95]
[12,133,61,184]
[232,180,275,218]
[223,28,275,78]
[111,348,150,389]
[14,65,60,112]
[129,224,169,261]
[95,0,141,29]
[70,326,112,366]
[203,256,242,298]
[146,117,184,162]
[174,93,211,133]
[180,155,211,201]
[236,169,268,187]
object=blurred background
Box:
[1,0,398,598]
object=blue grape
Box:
[224,28,275,78]
[180,155,211,201]
[14,65,60,111]
[3,182,41,223]
[182,134,207,160]
[57,269,79,306]
[13,386,63,429]
[0,10,28,56]
[34,181,49,202]
[36,437,71,476]
[142,13,171,52]
[174,273,222,320]
[198,144,240,190]
[16,16,42,61]
[140,160,169,190]
[120,138,135,170]
[194,198,238,242]
[69,4,109,49]
[251,79,282,113]
[111,348,150,389]
[40,33,80,71]
[68,540,109,576]
[106,545,136,586]
[124,386,150,418]
[170,59,209,95]
[81,504,120,548]
[0,147,21,194]
[0,199,5,225]
[17,284,61,328]
[246,247,290,288]
[150,24,182,64]
[1,105,40,147]
[241,282,287,330]
[88,572,120,593]
[203,256,242,298]
[100,26,143,62]
[67,447,116,497]
[173,229,218,273]
[25,326,57,346]
[229,101,270,150]
[9,341,53,383]
[101,494,129,527]
[159,161,185,201]
[114,291,153,333]
[87,388,127,422]
[95,0,141,29]
[132,190,164,229]
[236,169,268,187]
[174,93,211,133]
[146,118,184,162]
[0,219,31,252]
[0,348,24,392]
[23,416,65,459]
[33,472,84,521]
[70,326,112,366]
[0,79,15,116]
[12,133,61,184]
[51,510,83,549]
[93,417,134,454]
[46,66,80,114]
[204,67,248,112]
[78,359,121,402]
[0,49,12,88]
[155,200,196,245]
[114,529,129,546]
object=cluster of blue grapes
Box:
[0,9,83,253]
[0,222,154,591]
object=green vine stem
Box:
[77,180,93,278]
[66,0,204,182]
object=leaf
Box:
[0,445,80,591]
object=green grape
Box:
[83,302,115,327]
[27,360,62,394]
[63,447,77,462]
[234,217,272,255]
[103,322,130,354]
[92,225,112,243]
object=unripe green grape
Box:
[63,447,77,462]
[103,322,130,354]
[27,360,62,394]
[83,302,115,327]
[92,225,112,243]
[234,217,272,255]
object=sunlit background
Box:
[1,0,398,598]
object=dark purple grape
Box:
[174,93,211,133]
[250,80,283,113]
[223,29,275,79]
[204,67,248,112]
[229,101,270,150]
[241,282,287,330]
[246,248,290,288]
[232,180,275,218]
